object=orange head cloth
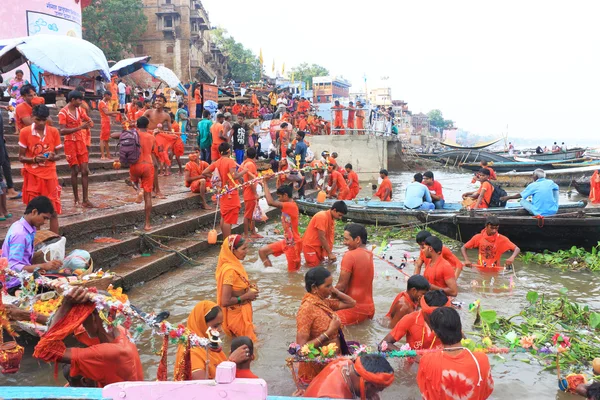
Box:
[354,356,395,400]
[31,97,45,106]
[33,302,96,378]
[189,152,199,162]
[420,295,452,316]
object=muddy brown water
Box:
[1,170,594,399]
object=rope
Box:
[535,215,545,227]
[141,234,196,265]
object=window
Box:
[164,16,173,28]
[317,96,321,102]
[135,44,143,54]
[165,0,171,3]
[166,45,174,53]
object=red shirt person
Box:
[375,169,393,201]
[461,215,521,270]
[423,171,445,209]
[302,202,347,267]
[335,224,375,326]
[345,164,360,200]
[385,274,430,329]
[420,235,458,297]
[414,230,464,279]
[463,168,494,209]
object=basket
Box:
[0,341,24,374]
[32,230,62,265]
[69,274,114,291]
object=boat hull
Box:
[526,148,585,161]
[496,165,600,187]
[435,150,512,165]
[573,180,590,196]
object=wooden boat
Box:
[296,198,588,226]
[434,150,512,165]
[416,210,600,252]
[551,161,600,169]
[573,180,590,196]
[461,158,592,173]
[495,164,600,187]
[523,148,586,161]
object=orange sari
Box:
[215,237,257,342]
[174,300,227,380]
[590,171,600,204]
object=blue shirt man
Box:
[196,111,213,163]
[500,169,559,216]
[404,173,434,210]
[294,131,308,168]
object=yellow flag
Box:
[259,48,263,66]
[282,62,285,75]
[272,59,275,73]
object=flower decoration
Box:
[504,331,518,346]
[400,343,411,351]
[552,333,571,350]
[482,337,493,348]
[288,343,301,355]
[461,338,476,351]
[519,335,537,350]
[320,343,338,357]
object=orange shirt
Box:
[464,231,516,267]
[385,291,417,319]
[340,247,374,312]
[134,109,146,120]
[281,201,301,245]
[135,130,155,165]
[375,177,393,201]
[298,100,310,113]
[207,156,239,201]
[333,106,343,124]
[330,170,348,193]
[99,100,110,123]
[171,122,180,133]
[15,102,33,132]
[70,330,143,387]
[423,256,455,290]
[241,158,258,201]
[347,170,359,192]
[232,103,241,115]
[236,369,258,379]
[18,124,62,180]
[303,359,354,399]
[302,210,335,251]
[391,310,441,350]
[419,246,463,271]
[184,160,208,187]
[298,118,308,131]
[474,181,493,208]
[194,88,202,104]
[58,106,90,142]
[211,122,225,147]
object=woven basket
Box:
[69,274,114,291]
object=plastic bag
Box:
[62,249,92,271]
[253,202,268,222]
[42,237,67,262]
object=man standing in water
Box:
[143,94,170,199]
[461,216,520,269]
[302,201,348,267]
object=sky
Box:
[202,0,599,145]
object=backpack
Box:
[488,182,508,208]
[118,128,141,166]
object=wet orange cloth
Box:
[268,201,302,271]
[129,130,155,193]
[417,349,494,400]
[303,359,354,399]
[302,210,335,267]
[175,301,228,380]
[391,309,442,350]
[375,177,393,201]
[346,170,360,199]
[210,122,225,161]
[155,132,175,166]
[464,229,517,268]
[419,246,463,272]
[385,291,417,319]
[423,256,455,290]
[332,105,345,135]
[206,157,240,224]
[236,369,259,379]
[471,181,493,209]
[241,158,258,202]
[336,247,374,325]
[184,160,209,189]
[98,100,111,141]
[330,170,349,199]
[590,171,600,204]
[15,102,32,132]
[215,236,257,341]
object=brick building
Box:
[312,76,351,104]
[133,0,227,84]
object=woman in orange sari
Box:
[590,170,600,204]
[296,267,356,383]
[174,300,250,380]
[216,235,258,342]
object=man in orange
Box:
[58,90,94,208]
[297,114,308,131]
[135,100,150,120]
[385,275,430,329]
[259,184,302,272]
[417,307,494,400]
[18,104,62,234]
[462,168,494,209]
[278,122,291,158]
[327,163,350,200]
[210,113,227,162]
[345,163,360,200]
[111,116,155,230]
[33,286,143,388]
[335,224,374,325]
[420,236,458,297]
[297,97,310,114]
[232,102,241,116]
[380,289,449,351]
[108,76,119,112]
[194,84,202,118]
[374,169,392,201]
[14,84,37,132]
[346,101,356,133]
[461,215,520,270]
[355,101,365,134]
[241,148,261,239]
[332,100,345,135]
[202,143,247,238]
[302,201,347,267]
[98,92,120,160]
[143,94,170,199]
[414,230,464,279]
[302,354,394,399]
[183,152,209,209]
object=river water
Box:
[1,170,594,399]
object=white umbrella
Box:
[142,64,187,95]
[0,35,110,80]
[109,56,151,77]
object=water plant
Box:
[519,243,600,272]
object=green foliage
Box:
[211,28,261,82]
[526,291,539,304]
[289,63,329,88]
[519,243,600,272]
[427,109,454,131]
[82,0,147,61]
[480,310,497,325]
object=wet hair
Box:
[67,90,83,102]
[407,275,430,291]
[345,223,367,245]
[586,382,600,400]
[429,307,462,345]
[424,289,448,307]
[20,84,35,97]
[246,148,257,159]
[305,267,332,292]
[485,216,500,226]
[380,169,388,176]
[202,110,211,118]
[479,168,491,176]
[358,354,394,374]
[481,160,489,166]
[331,201,348,214]
[204,305,221,322]
[415,230,432,244]
[32,105,50,119]
[413,173,423,183]
[231,336,254,357]
[137,116,150,129]
[423,171,434,179]
[218,142,231,154]
[75,85,85,93]
[276,184,293,198]
[25,196,55,215]
[297,131,306,139]
[424,236,443,253]
[156,94,167,102]
[345,163,352,169]
[280,122,289,129]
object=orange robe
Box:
[303,359,354,398]
[464,230,517,268]
[347,170,360,199]
[347,105,355,129]
[419,246,463,273]
[590,171,600,203]
[302,210,335,267]
[375,177,393,201]
[174,301,228,380]
[336,247,375,325]
[215,237,257,342]
[332,106,345,135]
[356,109,365,133]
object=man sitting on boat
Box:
[374,169,392,202]
[462,168,493,209]
[403,173,434,210]
[470,160,496,183]
[460,216,521,269]
[499,168,559,217]
[423,171,445,209]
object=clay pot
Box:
[113,160,122,169]
[316,191,327,203]
[208,229,218,245]
[0,342,24,374]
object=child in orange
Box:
[231,337,258,379]
[183,152,209,209]
[18,104,62,233]
[58,90,94,208]
[259,184,302,272]
[301,201,347,267]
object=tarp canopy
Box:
[0,35,110,81]
[109,56,151,77]
[440,137,503,150]
[142,64,187,95]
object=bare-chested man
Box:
[143,94,170,199]
[223,112,233,143]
